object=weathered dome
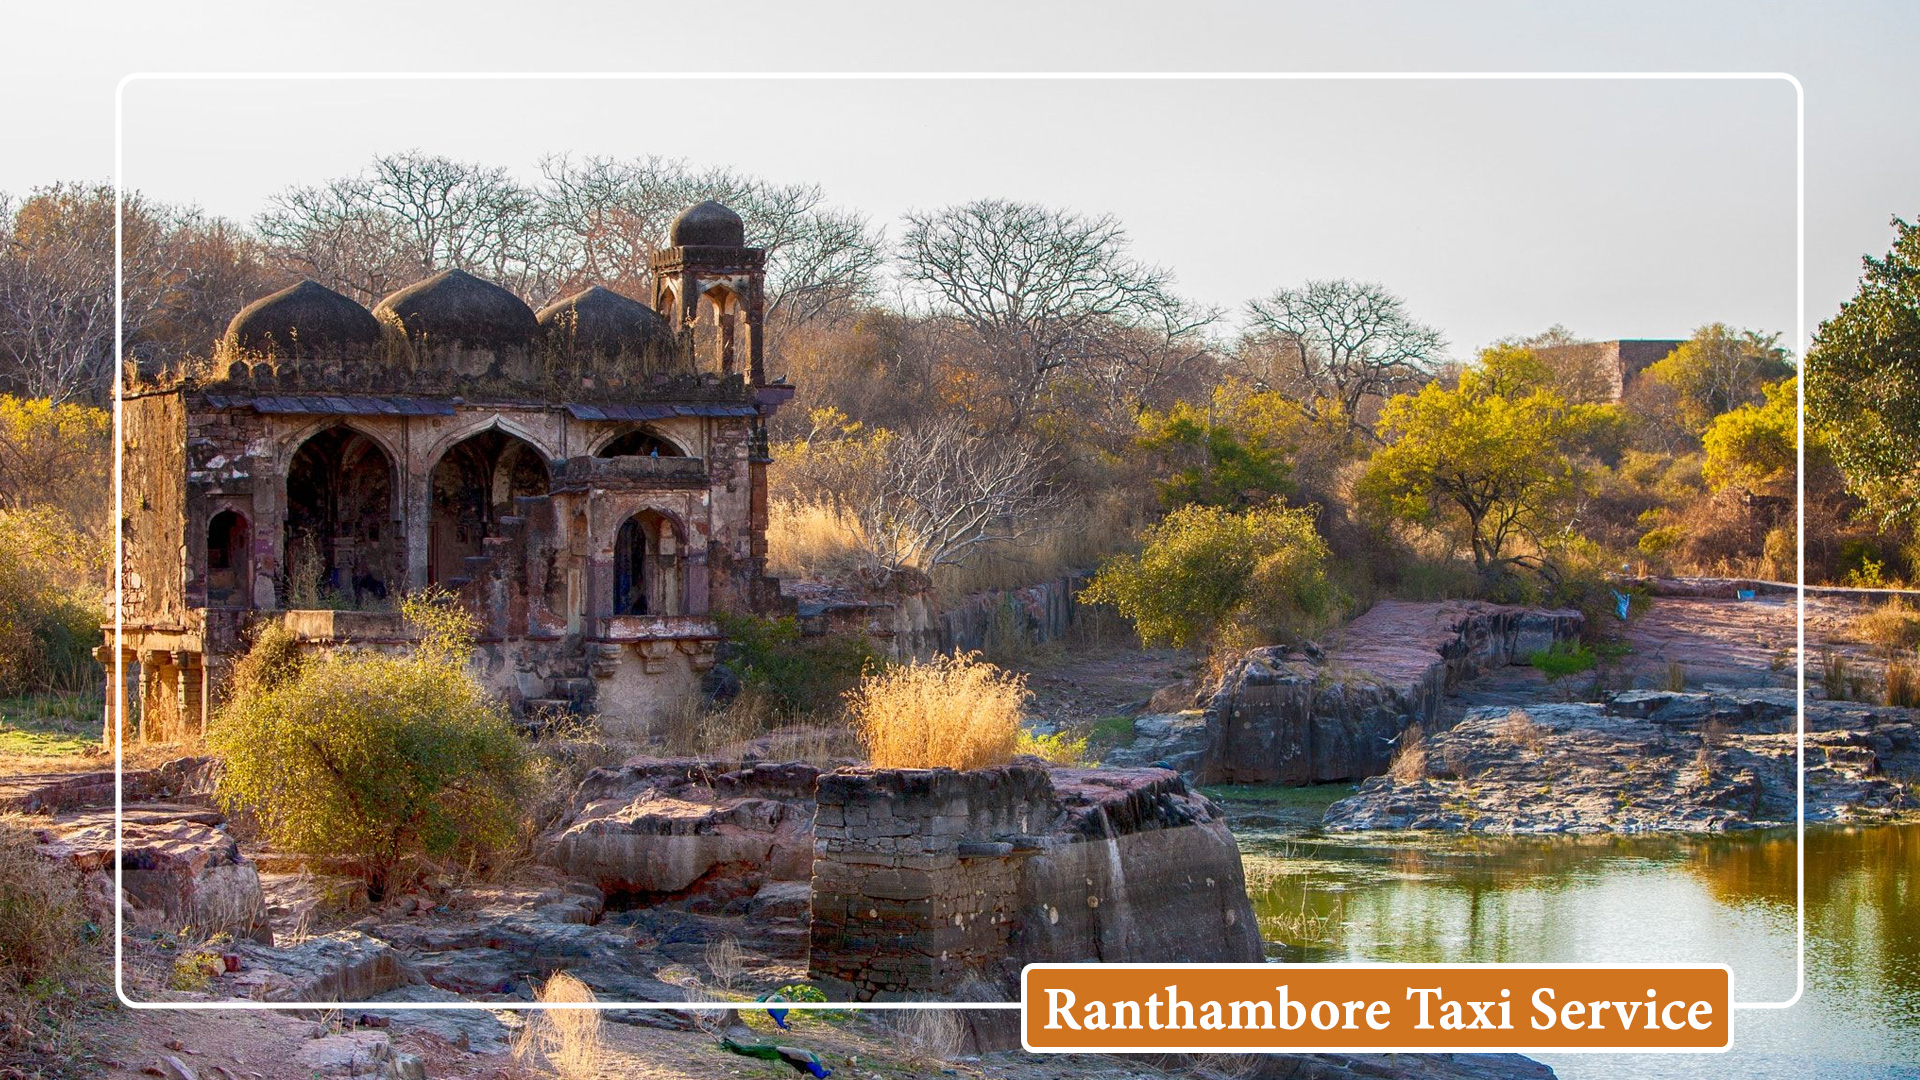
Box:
[536,286,674,355]
[373,269,539,348]
[668,200,747,247]
[224,279,381,355]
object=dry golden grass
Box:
[1889,657,1920,709]
[765,499,871,581]
[1497,709,1543,750]
[514,971,605,1080]
[1855,601,1920,652]
[848,653,1027,770]
[1388,723,1428,782]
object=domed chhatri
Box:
[536,285,675,356]
[224,279,382,355]
[668,199,747,248]
[374,268,540,348]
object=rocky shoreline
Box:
[1322,689,1920,834]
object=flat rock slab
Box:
[1325,690,1920,834]
[0,757,218,814]
[366,984,517,1053]
[228,930,419,1002]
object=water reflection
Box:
[1236,824,1920,1078]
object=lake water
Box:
[1231,797,1920,1079]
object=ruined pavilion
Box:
[107,199,793,739]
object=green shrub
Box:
[1529,641,1597,679]
[1015,728,1092,766]
[209,589,529,899]
[713,613,879,717]
[1081,503,1338,651]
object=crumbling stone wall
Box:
[809,765,1055,999]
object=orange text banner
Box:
[1022,964,1732,1054]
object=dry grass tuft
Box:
[1664,659,1688,692]
[703,935,747,992]
[1388,723,1428,783]
[1854,601,1920,652]
[1888,656,1920,710]
[514,971,605,1080]
[848,653,1027,770]
[884,1008,967,1064]
[1497,709,1545,754]
[0,816,84,991]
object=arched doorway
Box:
[597,428,685,458]
[285,427,396,607]
[429,428,551,586]
[613,510,684,616]
[205,509,249,608]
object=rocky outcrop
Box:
[38,806,272,942]
[543,759,818,911]
[0,757,218,815]
[229,930,419,1001]
[1323,689,1920,833]
[1201,600,1582,785]
[808,762,1261,999]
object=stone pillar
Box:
[807,765,1054,1000]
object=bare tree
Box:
[259,151,557,304]
[0,184,269,402]
[858,417,1062,576]
[539,154,882,336]
[898,199,1215,432]
[1240,279,1445,439]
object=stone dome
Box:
[536,286,674,355]
[668,200,747,247]
[373,269,539,348]
[224,279,382,355]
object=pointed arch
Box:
[427,428,552,586]
[613,508,687,616]
[284,425,399,606]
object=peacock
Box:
[718,1036,832,1077]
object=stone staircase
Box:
[516,637,604,724]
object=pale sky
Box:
[7,1,1917,360]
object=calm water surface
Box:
[1231,798,1920,1080]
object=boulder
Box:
[37,808,271,942]
[544,760,817,911]
[808,763,1262,999]
[293,1031,424,1080]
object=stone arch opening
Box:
[205,509,249,608]
[285,426,397,607]
[613,509,684,616]
[428,428,551,587]
[597,427,686,458]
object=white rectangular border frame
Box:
[1018,962,1737,1054]
[112,70,1808,1022]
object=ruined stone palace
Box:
[109,200,793,739]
